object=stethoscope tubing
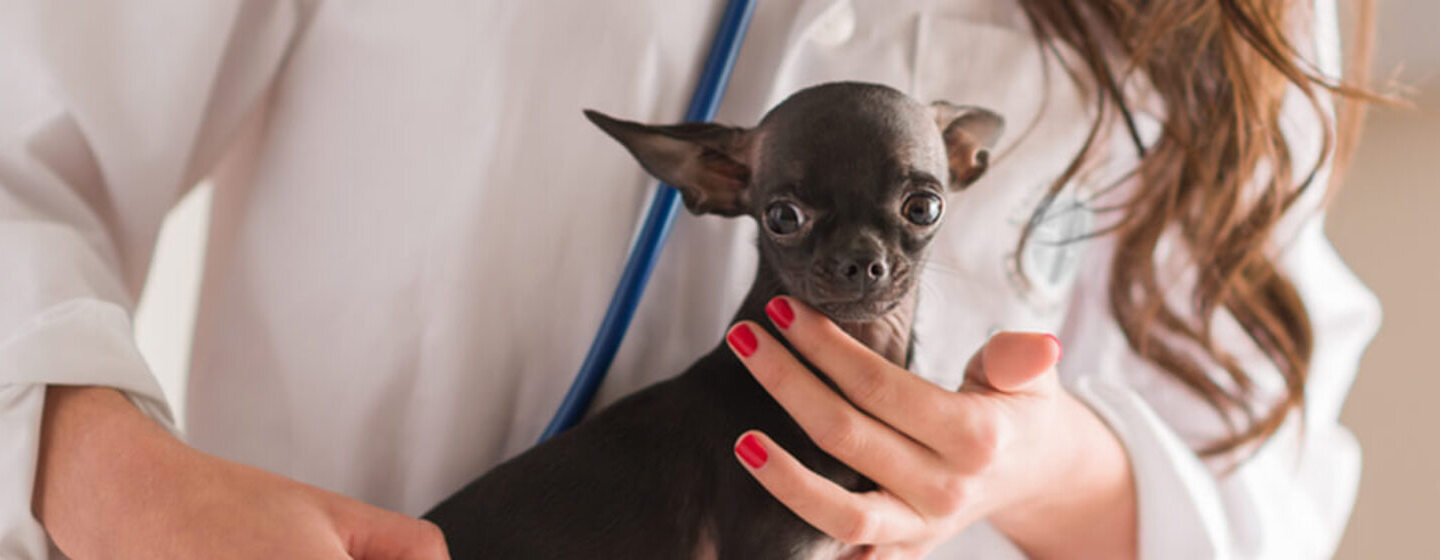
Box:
[539,0,759,442]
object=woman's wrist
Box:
[989,392,1138,559]
[33,385,186,555]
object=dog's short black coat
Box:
[424,82,1003,559]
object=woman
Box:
[3,0,1376,558]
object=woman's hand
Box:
[725,297,1137,559]
[33,386,449,560]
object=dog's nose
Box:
[838,256,888,286]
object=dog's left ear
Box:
[930,102,1005,189]
[585,110,754,216]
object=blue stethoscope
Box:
[539,0,759,442]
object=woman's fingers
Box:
[962,332,1061,394]
[761,297,959,443]
[725,312,1069,531]
[726,322,958,513]
[732,431,927,545]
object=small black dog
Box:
[425,82,1003,559]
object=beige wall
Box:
[1331,90,1440,557]
[1329,2,1439,555]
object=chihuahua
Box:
[425,82,1003,559]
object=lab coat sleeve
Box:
[0,3,299,557]
[1059,0,1374,557]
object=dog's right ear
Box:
[930,102,1005,190]
[585,110,754,216]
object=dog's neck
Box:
[733,262,916,367]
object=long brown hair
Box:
[1015,0,1384,456]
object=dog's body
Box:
[427,274,868,559]
[425,82,1003,559]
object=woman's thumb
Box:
[964,332,1062,393]
[341,502,451,560]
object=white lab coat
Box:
[0,0,1377,558]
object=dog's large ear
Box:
[585,110,754,216]
[930,102,1004,190]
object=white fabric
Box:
[0,1,1375,558]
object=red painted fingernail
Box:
[728,324,758,357]
[1044,334,1063,361]
[735,433,768,468]
[766,297,795,329]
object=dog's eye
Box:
[764,201,806,235]
[901,193,943,226]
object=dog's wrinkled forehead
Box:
[752,84,948,197]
